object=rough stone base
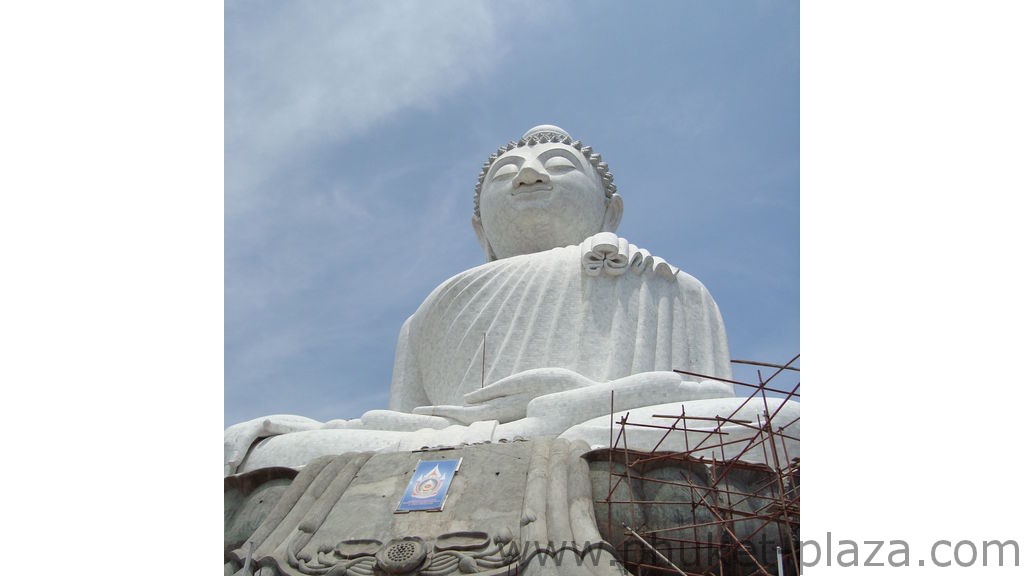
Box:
[225,440,798,576]
[225,439,625,576]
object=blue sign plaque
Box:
[395,458,462,512]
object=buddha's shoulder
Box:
[451,245,582,278]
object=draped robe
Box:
[228,240,791,476]
[389,241,733,412]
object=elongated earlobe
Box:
[602,193,623,233]
[471,214,498,262]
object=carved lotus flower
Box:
[376,537,428,575]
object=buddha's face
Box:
[478,143,609,259]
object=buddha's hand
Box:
[581,232,679,278]
[411,368,595,425]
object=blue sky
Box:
[225,1,800,425]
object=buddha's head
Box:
[472,125,623,261]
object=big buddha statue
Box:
[225,125,798,476]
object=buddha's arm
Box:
[586,231,734,382]
[389,315,431,412]
[412,369,732,427]
[491,373,733,440]
[524,372,732,426]
[412,368,592,424]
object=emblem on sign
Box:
[396,458,461,512]
[411,464,445,498]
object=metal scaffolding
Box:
[596,355,800,576]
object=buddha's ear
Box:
[471,214,498,262]
[601,193,623,233]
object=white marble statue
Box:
[225,125,798,476]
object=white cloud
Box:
[226,1,501,214]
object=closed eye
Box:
[491,163,519,179]
[543,156,576,173]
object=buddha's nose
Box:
[515,163,550,188]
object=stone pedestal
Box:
[225,439,624,576]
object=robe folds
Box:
[389,241,733,412]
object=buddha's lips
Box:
[511,184,553,196]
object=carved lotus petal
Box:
[335,538,383,559]
[434,531,490,551]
